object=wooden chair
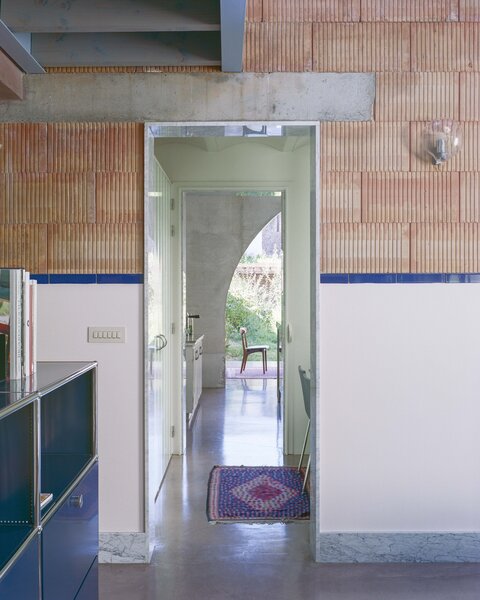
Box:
[239,327,269,374]
[297,365,311,493]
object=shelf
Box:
[0,361,96,416]
[41,454,94,518]
[0,361,98,599]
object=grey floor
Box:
[99,379,480,599]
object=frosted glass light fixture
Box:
[423,119,462,166]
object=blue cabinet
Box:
[43,463,98,600]
[0,534,40,599]
[75,558,98,600]
[0,362,98,600]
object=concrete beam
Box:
[0,72,375,122]
[0,49,23,100]
[1,0,220,33]
[31,32,221,67]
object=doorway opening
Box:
[145,122,319,556]
[225,209,283,394]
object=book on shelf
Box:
[0,268,37,381]
[22,270,30,379]
[29,279,37,375]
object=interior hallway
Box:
[99,380,480,600]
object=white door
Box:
[144,130,173,558]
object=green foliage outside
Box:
[225,255,282,361]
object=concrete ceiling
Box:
[155,135,311,154]
[0,0,246,100]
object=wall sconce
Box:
[423,120,462,166]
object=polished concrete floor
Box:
[100,379,480,599]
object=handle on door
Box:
[69,494,84,509]
[287,324,293,343]
[155,334,168,350]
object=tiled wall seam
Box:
[460,1,480,21]
[362,173,460,223]
[460,73,480,120]
[411,23,480,72]
[376,73,460,121]
[320,122,410,172]
[320,223,410,273]
[312,23,410,72]
[361,1,459,22]
[247,1,472,23]
[244,22,313,71]
[0,224,48,273]
[262,0,361,22]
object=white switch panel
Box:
[88,327,125,343]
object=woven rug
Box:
[225,367,283,380]
[207,465,309,523]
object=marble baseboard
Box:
[99,532,149,564]
[317,533,480,563]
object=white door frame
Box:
[178,184,287,450]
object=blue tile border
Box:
[32,274,144,284]
[97,274,144,284]
[320,274,349,284]
[445,273,480,284]
[30,272,480,285]
[348,273,397,284]
[397,273,445,284]
[320,273,480,284]
[30,274,49,284]
[49,274,97,284]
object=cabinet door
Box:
[0,534,40,600]
[42,463,98,600]
[185,347,194,413]
[75,558,98,600]
[198,342,203,396]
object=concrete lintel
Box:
[0,72,375,122]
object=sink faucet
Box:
[186,313,200,340]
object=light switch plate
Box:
[88,327,125,343]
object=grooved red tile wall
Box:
[0,123,144,274]
[3,1,480,275]
[243,0,480,272]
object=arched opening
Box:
[225,211,283,385]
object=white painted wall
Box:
[37,284,144,533]
[156,138,311,454]
[284,145,311,455]
[319,283,480,532]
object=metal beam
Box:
[31,32,221,67]
[220,0,246,72]
[1,0,220,33]
[0,19,44,73]
[0,49,23,99]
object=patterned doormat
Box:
[207,465,310,523]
